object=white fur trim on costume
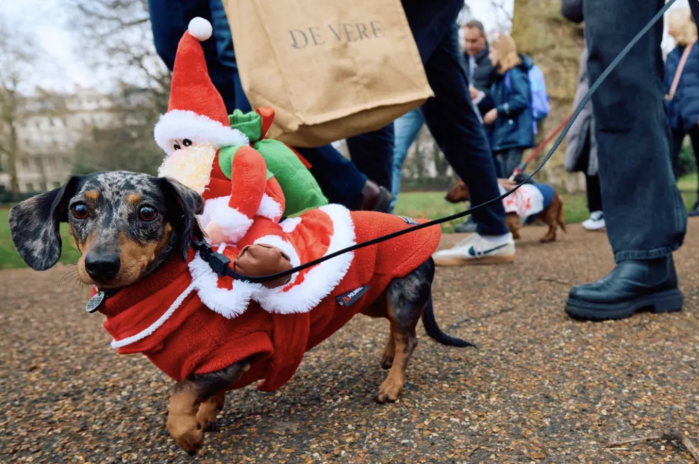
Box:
[188,17,213,41]
[256,204,356,314]
[154,110,249,154]
[189,252,265,319]
[281,217,302,233]
[257,194,283,220]
[253,235,301,285]
[110,282,197,349]
[199,196,253,244]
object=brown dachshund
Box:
[445,180,566,242]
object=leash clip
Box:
[192,239,232,277]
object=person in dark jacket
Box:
[665,8,699,216]
[483,35,535,178]
[463,20,496,115]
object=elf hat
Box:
[154,17,248,154]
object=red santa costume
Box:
[154,18,285,245]
[98,208,441,392]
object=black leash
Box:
[194,0,675,284]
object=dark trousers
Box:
[494,148,524,179]
[586,175,602,213]
[584,0,686,261]
[670,124,699,188]
[360,0,507,236]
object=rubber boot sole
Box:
[565,288,683,321]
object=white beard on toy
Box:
[157,144,217,195]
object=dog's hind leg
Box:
[376,260,433,403]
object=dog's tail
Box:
[556,195,567,232]
[422,295,476,348]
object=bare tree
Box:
[0,21,40,200]
[70,0,170,105]
[68,0,171,174]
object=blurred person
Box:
[482,35,535,179]
[665,8,699,216]
[562,0,687,321]
[147,0,393,212]
[562,12,604,231]
[396,0,513,266]
[453,19,499,234]
[463,19,497,115]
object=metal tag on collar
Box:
[86,290,105,313]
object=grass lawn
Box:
[2,175,697,270]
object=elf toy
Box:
[155,17,327,245]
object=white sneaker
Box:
[433,233,515,266]
[582,211,605,231]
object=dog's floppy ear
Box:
[159,177,204,262]
[9,176,81,271]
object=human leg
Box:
[390,109,425,212]
[566,0,687,320]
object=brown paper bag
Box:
[223,0,433,147]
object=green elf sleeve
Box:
[218,145,273,181]
[228,109,328,217]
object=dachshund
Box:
[445,180,566,242]
[9,171,472,455]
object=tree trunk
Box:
[8,120,19,200]
[510,0,584,189]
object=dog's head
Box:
[9,171,203,288]
[445,181,470,204]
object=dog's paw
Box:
[197,400,221,432]
[167,413,205,455]
[376,377,403,403]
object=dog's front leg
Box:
[167,361,249,455]
[167,382,206,455]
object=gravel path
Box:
[2,221,699,463]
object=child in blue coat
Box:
[483,35,535,178]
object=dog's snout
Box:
[85,254,121,281]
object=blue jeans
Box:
[390,109,424,212]
[495,148,524,179]
[584,0,686,261]
[148,0,369,205]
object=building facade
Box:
[0,86,118,194]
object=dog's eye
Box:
[183,139,192,147]
[71,203,89,220]
[173,142,181,151]
[138,206,158,222]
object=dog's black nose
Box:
[85,254,121,281]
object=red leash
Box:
[509,114,573,180]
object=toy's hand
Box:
[204,222,227,246]
[234,244,293,289]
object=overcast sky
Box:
[0,0,691,93]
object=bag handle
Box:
[667,39,696,100]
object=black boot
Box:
[565,256,683,321]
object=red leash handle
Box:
[510,114,573,180]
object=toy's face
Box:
[158,139,218,195]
